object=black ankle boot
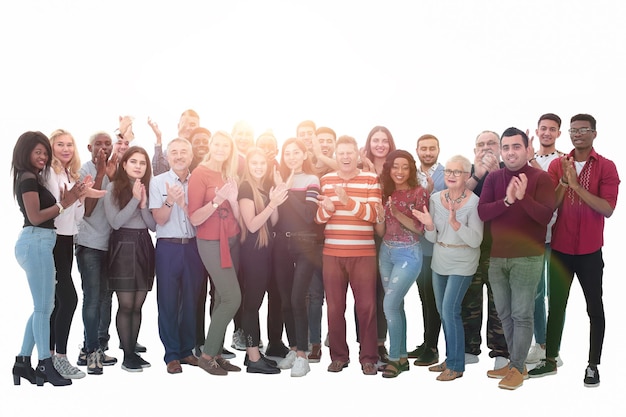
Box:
[13,356,36,385]
[35,358,72,387]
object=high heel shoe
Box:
[35,357,72,386]
[13,356,36,385]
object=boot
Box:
[35,357,72,386]
[13,356,36,385]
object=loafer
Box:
[327,360,349,373]
[429,361,447,372]
[167,360,182,374]
[361,362,377,375]
[308,343,322,363]
[181,355,199,366]
[247,358,280,374]
[436,369,463,381]
[413,349,439,366]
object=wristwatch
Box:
[56,202,65,214]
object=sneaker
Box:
[278,350,297,369]
[556,355,564,367]
[134,353,151,368]
[121,357,143,373]
[101,350,117,366]
[324,333,330,347]
[494,356,509,370]
[194,345,203,358]
[53,355,86,379]
[231,329,246,351]
[87,350,103,375]
[221,347,236,359]
[408,344,426,359]
[308,343,322,363]
[413,348,439,366]
[525,343,546,364]
[528,358,557,378]
[120,342,147,353]
[77,348,87,366]
[583,365,600,388]
[291,356,310,377]
[465,353,479,364]
[498,367,524,390]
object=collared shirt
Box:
[548,148,620,255]
[149,169,196,239]
[418,162,445,191]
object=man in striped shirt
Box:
[315,135,382,375]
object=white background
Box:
[1,1,624,415]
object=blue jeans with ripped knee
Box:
[379,241,423,361]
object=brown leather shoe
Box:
[216,357,241,372]
[361,362,377,375]
[308,344,322,363]
[436,369,463,381]
[327,360,349,372]
[181,355,199,366]
[198,356,227,376]
[167,360,182,374]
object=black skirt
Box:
[108,228,155,291]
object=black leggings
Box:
[240,240,272,347]
[50,234,78,354]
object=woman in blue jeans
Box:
[413,155,483,381]
[376,150,429,378]
[11,131,86,386]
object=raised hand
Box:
[106,152,118,179]
[333,184,349,205]
[269,183,289,208]
[132,179,143,201]
[317,194,335,212]
[166,182,185,207]
[412,205,433,231]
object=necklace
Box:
[445,190,466,204]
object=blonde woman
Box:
[188,130,242,376]
[46,129,87,379]
[238,147,288,374]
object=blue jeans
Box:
[533,244,550,345]
[489,256,543,372]
[379,242,422,361]
[15,227,57,360]
[432,272,472,372]
[75,245,112,352]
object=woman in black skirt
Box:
[104,146,156,372]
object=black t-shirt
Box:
[16,172,56,229]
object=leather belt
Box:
[158,237,196,244]
[437,241,470,249]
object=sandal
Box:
[429,361,447,372]
[436,369,463,381]
[382,360,409,378]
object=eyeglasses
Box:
[568,128,595,135]
[444,169,469,177]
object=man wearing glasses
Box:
[462,131,509,371]
[477,127,555,390]
[529,114,619,388]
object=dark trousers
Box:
[546,249,605,365]
[156,239,205,363]
[50,234,78,354]
[240,240,272,347]
[416,255,441,350]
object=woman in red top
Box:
[188,130,242,376]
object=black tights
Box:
[116,291,147,359]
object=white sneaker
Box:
[291,356,310,377]
[465,353,479,364]
[231,329,246,351]
[525,343,546,364]
[556,355,564,367]
[278,350,297,369]
[494,356,508,370]
[53,355,86,379]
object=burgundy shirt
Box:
[548,148,620,255]
[478,164,555,258]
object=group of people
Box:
[11,110,618,390]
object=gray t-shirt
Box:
[76,160,111,251]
